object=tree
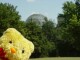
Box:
[75,0,80,21]
[25,21,55,57]
[42,20,57,56]
[42,20,56,42]
[58,1,76,27]
[16,21,27,37]
[68,15,80,51]
[0,3,21,36]
[57,1,80,56]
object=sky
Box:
[0,0,74,23]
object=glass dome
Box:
[26,14,47,26]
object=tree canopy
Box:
[57,0,80,56]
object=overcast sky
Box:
[0,0,75,23]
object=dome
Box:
[26,14,47,26]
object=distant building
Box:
[26,14,48,26]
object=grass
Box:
[29,57,80,60]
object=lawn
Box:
[29,57,80,60]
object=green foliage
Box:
[68,15,80,50]
[0,3,21,35]
[42,20,56,41]
[25,21,56,57]
[57,0,80,56]
[42,20,57,57]
[58,1,76,27]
